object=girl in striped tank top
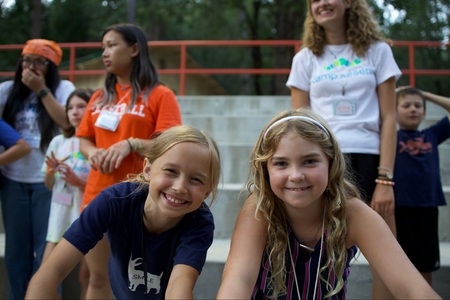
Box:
[217,108,441,299]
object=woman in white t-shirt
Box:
[286,0,401,298]
[0,39,75,299]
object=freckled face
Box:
[267,132,329,212]
[144,142,212,220]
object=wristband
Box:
[375,179,395,186]
[126,138,133,151]
[377,166,393,172]
[378,173,394,180]
[129,138,142,153]
[37,87,50,98]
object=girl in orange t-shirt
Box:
[76,23,181,299]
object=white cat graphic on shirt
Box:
[128,255,163,294]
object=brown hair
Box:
[396,87,426,110]
[62,88,93,138]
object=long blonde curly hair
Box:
[248,108,360,298]
[302,0,387,57]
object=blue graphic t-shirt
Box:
[394,117,450,207]
[63,182,214,299]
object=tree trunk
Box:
[273,0,305,95]
[31,0,41,38]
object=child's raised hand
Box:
[58,162,84,188]
[45,151,68,175]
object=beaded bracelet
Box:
[375,179,395,186]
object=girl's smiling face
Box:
[144,142,212,221]
[267,132,329,212]
[310,0,351,30]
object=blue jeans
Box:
[1,176,51,300]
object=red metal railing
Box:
[1,40,449,95]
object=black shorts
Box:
[344,153,379,203]
[395,206,440,272]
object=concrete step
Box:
[178,95,291,116]
[211,187,450,242]
[219,142,450,185]
[439,187,450,241]
[218,144,252,184]
[438,147,450,186]
[182,114,274,144]
[209,184,245,239]
[1,187,449,241]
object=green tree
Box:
[1,0,449,95]
[380,0,450,96]
[0,0,34,72]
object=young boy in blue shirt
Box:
[394,87,450,285]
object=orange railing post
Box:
[180,43,187,96]
[69,45,76,83]
[1,40,449,95]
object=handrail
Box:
[1,40,449,95]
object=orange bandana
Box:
[22,39,63,66]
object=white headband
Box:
[263,116,330,139]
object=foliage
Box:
[378,0,450,96]
[0,0,449,95]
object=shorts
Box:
[395,206,440,272]
[344,153,379,203]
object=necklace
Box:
[288,207,326,300]
[326,46,349,96]
[293,221,322,252]
[295,221,322,243]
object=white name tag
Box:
[95,111,120,132]
[23,135,41,148]
[53,191,72,206]
[333,97,357,116]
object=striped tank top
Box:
[252,226,358,299]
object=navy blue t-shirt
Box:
[63,181,214,299]
[394,117,450,207]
